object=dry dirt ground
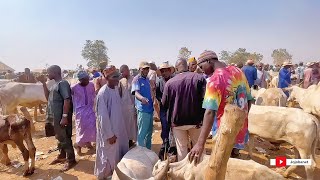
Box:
[1,115,320,180]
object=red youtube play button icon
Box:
[276,156,287,167]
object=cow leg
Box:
[24,129,36,174]
[284,149,314,180]
[0,144,11,165]
[20,107,35,134]
[34,106,38,122]
[247,134,254,159]
[14,138,31,176]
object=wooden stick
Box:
[204,104,246,180]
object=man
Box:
[119,64,137,148]
[71,71,96,155]
[278,61,293,97]
[95,65,129,179]
[188,57,198,72]
[189,50,253,163]
[242,60,257,88]
[38,65,76,171]
[311,62,320,85]
[94,61,108,94]
[148,61,160,121]
[162,58,206,161]
[255,63,267,88]
[304,62,314,88]
[131,62,154,149]
[156,62,175,158]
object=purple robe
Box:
[71,82,96,147]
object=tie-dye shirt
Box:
[203,65,253,149]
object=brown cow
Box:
[0,114,36,176]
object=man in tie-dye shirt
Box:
[189,50,253,164]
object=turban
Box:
[198,50,218,64]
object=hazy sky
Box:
[0,0,319,72]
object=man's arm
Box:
[188,109,216,164]
[37,75,49,100]
[63,99,71,115]
[134,91,145,102]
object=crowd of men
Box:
[2,53,319,179]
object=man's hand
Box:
[60,117,68,127]
[141,97,149,104]
[188,143,204,165]
[108,135,117,144]
[37,75,47,84]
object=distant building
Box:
[0,61,15,73]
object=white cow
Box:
[287,85,320,117]
[0,80,55,131]
[248,105,319,180]
[253,88,287,106]
[114,146,285,180]
[112,146,169,180]
[115,105,285,180]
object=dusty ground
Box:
[0,115,320,180]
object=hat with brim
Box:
[139,61,151,69]
[77,71,89,80]
[156,63,175,75]
[282,61,293,67]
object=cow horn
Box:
[154,158,169,180]
[115,165,133,180]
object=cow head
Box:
[115,158,170,180]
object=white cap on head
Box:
[148,61,155,65]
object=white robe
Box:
[94,85,129,179]
[119,77,137,141]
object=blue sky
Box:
[0,0,319,71]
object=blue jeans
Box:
[160,108,169,147]
[137,110,153,149]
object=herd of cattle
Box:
[0,74,320,179]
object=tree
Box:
[219,48,263,65]
[178,47,191,59]
[81,40,109,68]
[271,49,292,66]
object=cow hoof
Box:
[29,167,35,175]
[23,168,34,177]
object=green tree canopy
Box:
[178,47,192,60]
[219,48,263,65]
[271,48,292,66]
[81,40,109,68]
